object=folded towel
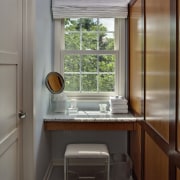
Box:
[110,104,128,110]
[109,96,128,105]
[110,109,128,114]
[109,101,127,105]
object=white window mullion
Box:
[54,20,61,72]
[79,23,82,92]
[114,18,120,96]
[80,55,82,92]
[61,19,65,74]
[117,19,126,97]
[80,23,82,50]
[97,55,100,92]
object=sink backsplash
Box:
[69,100,109,111]
[50,99,110,113]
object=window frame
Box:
[54,18,126,100]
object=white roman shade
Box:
[52,0,129,19]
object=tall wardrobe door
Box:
[146,0,170,143]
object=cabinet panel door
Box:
[146,0,171,143]
[129,0,144,115]
[145,133,168,180]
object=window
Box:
[54,18,126,99]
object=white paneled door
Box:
[0,0,23,179]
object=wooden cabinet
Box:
[129,0,178,179]
[145,0,170,143]
[129,0,144,179]
[145,133,168,180]
[129,0,144,116]
[129,123,142,180]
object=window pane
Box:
[64,55,80,72]
[82,55,97,72]
[65,32,80,50]
[99,18,114,31]
[98,74,115,92]
[99,55,115,72]
[64,74,80,91]
[99,33,114,50]
[65,18,80,31]
[63,18,118,94]
[82,74,97,91]
[80,18,98,31]
[65,18,98,31]
[82,32,97,50]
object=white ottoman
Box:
[64,144,110,180]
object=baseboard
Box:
[43,160,53,180]
[43,159,64,180]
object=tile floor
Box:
[49,165,133,180]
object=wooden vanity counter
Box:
[44,111,138,131]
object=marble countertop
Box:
[44,111,137,122]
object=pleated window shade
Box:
[52,0,129,19]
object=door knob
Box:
[18,111,27,119]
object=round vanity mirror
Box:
[45,72,65,94]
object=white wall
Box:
[34,0,53,179]
[32,1,128,179]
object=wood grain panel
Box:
[129,123,142,180]
[178,0,180,152]
[129,1,144,179]
[146,0,170,142]
[145,133,168,180]
[177,168,180,180]
[129,0,144,115]
[44,121,136,131]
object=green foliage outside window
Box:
[64,18,116,93]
